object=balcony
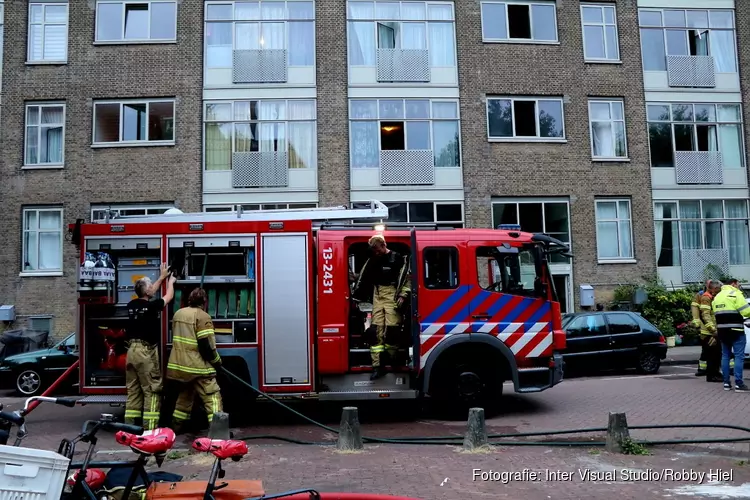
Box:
[232,152,289,188]
[232,49,288,84]
[667,55,716,88]
[379,150,435,185]
[674,151,723,185]
[681,248,730,284]
[376,49,430,83]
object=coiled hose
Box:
[220,367,750,448]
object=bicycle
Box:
[0,395,77,446]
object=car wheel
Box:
[636,351,660,375]
[15,369,43,396]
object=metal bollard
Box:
[605,412,630,453]
[338,406,364,450]
[463,408,488,450]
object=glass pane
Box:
[481,3,507,39]
[124,4,149,39]
[40,210,61,229]
[97,3,123,41]
[401,2,425,20]
[611,101,624,120]
[674,124,695,151]
[375,2,399,20]
[589,102,610,120]
[205,23,232,67]
[45,5,67,23]
[665,29,688,55]
[433,121,459,167]
[27,106,40,125]
[405,100,430,119]
[709,10,733,29]
[618,201,630,219]
[206,103,232,121]
[348,2,373,19]
[640,28,666,71]
[24,232,38,271]
[409,203,433,223]
[406,121,430,149]
[25,211,38,230]
[538,100,563,138]
[39,232,61,270]
[639,10,662,26]
[206,4,233,20]
[350,100,377,119]
[289,21,314,65]
[204,123,232,170]
[603,7,615,25]
[664,10,686,27]
[614,122,626,157]
[492,203,518,226]
[235,2,261,20]
[596,201,617,220]
[122,103,147,141]
[25,126,39,164]
[287,100,315,120]
[605,25,618,59]
[718,104,741,122]
[427,4,452,20]
[582,6,602,23]
[436,204,462,222]
[728,220,750,265]
[261,2,285,19]
[487,99,512,137]
[686,10,708,29]
[672,104,693,121]
[349,121,379,167]
[260,100,285,120]
[679,200,701,218]
[648,123,673,167]
[647,104,670,121]
[288,122,314,168]
[148,102,174,141]
[151,2,177,39]
[531,5,556,41]
[94,103,121,143]
[597,221,619,258]
[234,123,253,152]
[30,4,43,23]
[432,102,458,119]
[379,100,404,119]
[544,203,569,234]
[694,104,716,122]
[288,1,314,19]
[518,203,543,233]
[703,200,723,219]
[43,25,67,60]
[719,124,743,169]
[618,221,632,257]
[583,26,605,59]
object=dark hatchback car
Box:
[561,311,668,374]
[0,332,78,395]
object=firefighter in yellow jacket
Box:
[353,235,411,380]
[699,280,722,382]
[165,288,223,432]
[691,280,710,376]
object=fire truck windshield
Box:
[478,244,544,298]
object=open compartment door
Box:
[409,228,421,377]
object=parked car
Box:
[0,332,78,395]
[561,311,668,374]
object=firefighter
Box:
[353,235,411,380]
[712,279,749,392]
[699,280,722,382]
[165,288,223,432]
[124,264,176,430]
[691,279,710,376]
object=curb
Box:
[662,358,698,366]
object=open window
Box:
[423,247,459,289]
[475,244,543,298]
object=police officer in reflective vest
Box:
[711,279,750,392]
[353,235,411,380]
[699,280,722,382]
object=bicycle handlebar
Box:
[103,422,144,435]
[22,396,77,412]
[0,411,24,426]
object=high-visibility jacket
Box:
[166,306,221,383]
[712,285,750,333]
[699,292,716,335]
[690,291,703,328]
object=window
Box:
[28,3,68,63]
[638,8,737,72]
[480,1,557,43]
[25,103,65,167]
[486,97,564,140]
[204,99,316,170]
[93,99,175,146]
[349,99,460,168]
[91,203,175,221]
[352,201,464,228]
[22,207,63,274]
[647,102,744,169]
[588,99,627,159]
[95,1,177,43]
[565,314,607,338]
[423,247,459,289]
[347,1,456,67]
[205,0,314,68]
[595,199,633,261]
[605,313,640,334]
[655,200,750,267]
[581,4,619,62]
[492,200,569,264]
[476,245,537,296]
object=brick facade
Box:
[456,0,655,306]
[0,0,203,337]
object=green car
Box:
[0,333,78,396]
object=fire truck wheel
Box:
[432,361,503,417]
[15,368,44,396]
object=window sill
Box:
[25,60,67,66]
[19,271,63,277]
[584,59,623,65]
[598,259,637,265]
[91,141,176,149]
[592,158,630,163]
[22,164,65,170]
[93,40,177,46]
[488,138,567,144]
[482,39,560,46]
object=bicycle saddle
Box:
[192,437,249,460]
[115,427,177,455]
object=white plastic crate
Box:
[0,444,70,500]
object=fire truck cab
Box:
[70,201,568,411]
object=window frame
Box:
[594,198,635,263]
[91,98,176,147]
[21,206,64,277]
[202,203,319,212]
[27,2,69,64]
[90,203,176,221]
[423,246,460,290]
[94,0,178,44]
[580,3,620,63]
[23,102,66,169]
[486,96,566,142]
[351,201,465,228]
[587,98,628,161]
[479,0,559,44]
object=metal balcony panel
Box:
[232,151,289,188]
[376,49,430,83]
[379,150,435,185]
[681,248,730,284]
[233,49,288,83]
[674,151,723,184]
[666,55,716,88]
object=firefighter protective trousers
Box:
[172,377,223,427]
[125,340,162,430]
[370,284,401,367]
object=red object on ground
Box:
[116,427,177,455]
[67,468,107,490]
[192,437,249,460]
[25,359,80,415]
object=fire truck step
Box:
[76,395,127,405]
[318,389,418,401]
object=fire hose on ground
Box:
[220,367,750,448]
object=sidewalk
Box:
[663,345,701,366]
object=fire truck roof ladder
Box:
[91,200,389,225]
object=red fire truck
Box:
[69,201,569,411]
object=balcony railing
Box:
[379,150,435,185]
[681,248,730,284]
[674,151,723,184]
[376,48,430,83]
[232,151,289,188]
[233,49,288,84]
[666,55,716,88]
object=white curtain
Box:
[350,122,379,168]
[679,201,702,249]
[289,21,313,65]
[402,22,425,49]
[287,101,315,168]
[206,22,233,67]
[726,200,750,265]
[595,202,619,258]
[710,20,736,72]
[349,22,375,65]
[592,122,613,157]
[655,203,681,267]
[428,22,454,66]
[259,101,285,153]
[378,22,397,48]
[26,211,62,271]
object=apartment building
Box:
[638,0,750,288]
[0,0,204,335]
